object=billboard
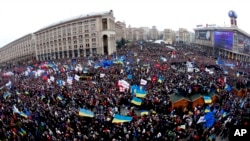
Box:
[238,33,250,53]
[195,30,211,40]
[214,31,233,50]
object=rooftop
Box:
[35,10,113,33]
[193,26,250,38]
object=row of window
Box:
[37,48,97,60]
[37,43,97,54]
[37,32,97,43]
[36,38,97,49]
[1,44,32,57]
[37,23,96,39]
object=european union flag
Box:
[204,112,216,128]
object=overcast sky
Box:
[0,0,249,47]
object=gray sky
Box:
[0,0,249,47]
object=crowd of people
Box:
[0,42,249,141]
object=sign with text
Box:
[238,33,250,53]
[195,30,211,40]
[229,125,250,141]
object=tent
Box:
[207,92,220,103]
[169,94,191,108]
[190,94,204,107]
[231,87,245,97]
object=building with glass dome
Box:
[193,10,250,62]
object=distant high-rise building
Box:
[126,25,134,41]
[177,28,190,44]
[149,26,159,40]
[163,29,176,45]
[189,32,195,43]
[115,21,127,41]
[140,27,150,41]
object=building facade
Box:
[141,27,150,41]
[194,26,250,62]
[35,10,117,61]
[115,21,127,41]
[0,10,124,64]
[177,28,190,44]
[149,26,159,40]
[133,28,144,41]
[0,34,36,64]
[163,29,176,45]
[189,32,195,43]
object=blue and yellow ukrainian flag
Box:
[57,95,63,101]
[41,95,45,99]
[79,108,94,118]
[3,92,11,99]
[147,76,151,80]
[19,112,28,118]
[112,114,133,123]
[135,89,147,98]
[140,110,149,116]
[130,85,138,94]
[204,106,211,113]
[114,60,123,65]
[203,96,212,104]
[18,128,27,136]
[139,86,143,90]
[131,97,142,106]
[222,112,227,117]
[158,76,163,83]
[16,91,21,95]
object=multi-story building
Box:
[192,10,250,62]
[163,29,176,45]
[0,10,124,63]
[189,32,195,44]
[177,28,190,44]
[0,34,36,64]
[126,26,148,41]
[140,27,150,41]
[126,25,134,41]
[149,26,159,40]
[133,28,144,41]
[115,21,126,41]
[34,10,117,61]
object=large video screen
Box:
[195,30,211,40]
[238,33,250,53]
[214,31,233,50]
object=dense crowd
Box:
[0,43,249,141]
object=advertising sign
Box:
[214,31,233,50]
[195,30,211,40]
[238,33,250,53]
